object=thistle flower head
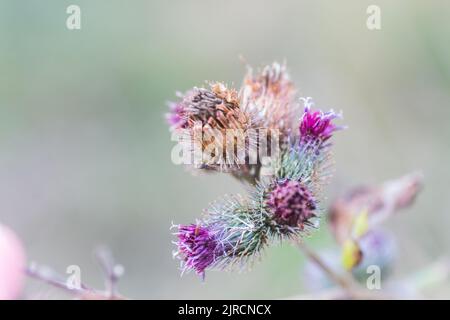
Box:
[266,179,317,229]
[243,62,294,101]
[241,62,297,136]
[174,223,220,278]
[299,97,342,145]
[168,82,261,171]
[167,83,256,132]
[185,82,252,131]
[204,195,270,270]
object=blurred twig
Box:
[25,246,126,300]
[26,262,91,295]
[296,240,365,299]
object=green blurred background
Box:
[0,0,449,298]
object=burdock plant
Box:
[165,62,433,300]
[168,62,344,279]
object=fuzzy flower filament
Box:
[166,101,187,130]
[175,224,221,279]
[166,90,193,131]
[299,97,342,147]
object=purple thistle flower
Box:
[166,101,187,130]
[299,97,342,145]
[266,179,317,229]
[175,224,219,278]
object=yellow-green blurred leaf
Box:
[341,239,362,270]
[352,209,369,239]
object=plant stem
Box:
[25,265,89,295]
[295,240,359,296]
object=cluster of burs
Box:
[166,62,343,279]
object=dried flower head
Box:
[169,82,261,171]
[266,179,317,229]
[241,62,298,136]
[173,223,221,278]
[243,62,293,99]
[185,83,248,130]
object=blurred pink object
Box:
[0,224,26,299]
[329,172,423,244]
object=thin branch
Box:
[296,240,356,290]
[25,263,90,295]
[25,247,127,300]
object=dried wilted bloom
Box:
[243,62,293,100]
[167,63,299,176]
[241,62,298,136]
[169,82,261,171]
[173,224,222,278]
[185,83,250,130]
[266,179,317,229]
